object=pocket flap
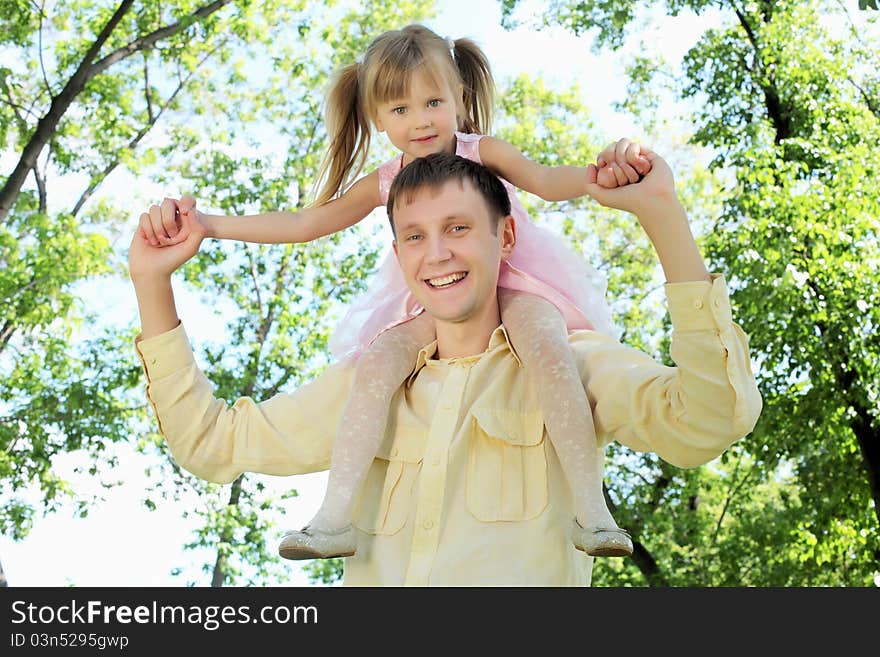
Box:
[471,407,545,446]
[374,423,424,463]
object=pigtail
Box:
[311,62,372,207]
[451,38,495,136]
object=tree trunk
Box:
[211,475,243,587]
[630,541,668,587]
[852,401,880,528]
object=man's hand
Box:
[585,140,677,218]
[129,200,206,282]
[586,139,708,283]
[137,195,202,247]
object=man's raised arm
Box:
[129,198,205,339]
[580,141,762,465]
[128,200,341,483]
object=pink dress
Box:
[328,132,615,360]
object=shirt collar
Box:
[405,324,523,387]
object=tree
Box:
[0,0,292,584]
[0,0,432,585]
[144,0,436,588]
[499,0,880,585]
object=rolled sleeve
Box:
[578,274,762,467]
[135,322,346,483]
[665,274,731,329]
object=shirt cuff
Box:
[665,273,734,330]
[134,321,196,380]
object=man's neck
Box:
[432,304,502,360]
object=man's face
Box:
[392,179,515,326]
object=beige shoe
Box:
[571,518,633,557]
[278,524,357,561]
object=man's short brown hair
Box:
[386,153,511,236]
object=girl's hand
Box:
[138,195,201,247]
[584,144,677,217]
[129,201,207,281]
[594,138,652,189]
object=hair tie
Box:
[446,37,455,58]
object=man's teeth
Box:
[428,272,466,288]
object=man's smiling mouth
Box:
[425,272,467,288]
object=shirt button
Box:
[441,402,453,412]
[713,298,722,309]
[391,447,399,457]
[423,519,434,530]
[150,358,158,365]
[693,299,704,310]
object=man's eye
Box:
[393,107,406,115]
[451,225,468,233]
[405,234,422,242]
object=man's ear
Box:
[392,238,399,260]
[499,215,516,261]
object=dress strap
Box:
[454,131,484,164]
[377,154,404,205]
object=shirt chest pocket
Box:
[352,425,423,536]
[466,407,549,522]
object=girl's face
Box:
[374,68,461,165]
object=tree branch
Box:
[143,55,154,123]
[732,2,791,143]
[849,76,880,120]
[71,42,220,217]
[87,0,233,80]
[0,319,16,351]
[32,162,46,214]
[0,0,135,223]
[242,250,291,397]
[710,450,755,547]
[0,0,233,224]
[1,82,39,125]
[36,0,53,97]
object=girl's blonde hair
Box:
[312,24,495,207]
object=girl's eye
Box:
[428,98,441,108]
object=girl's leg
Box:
[279,312,435,560]
[499,289,632,557]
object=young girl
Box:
[143,24,648,561]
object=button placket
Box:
[404,363,470,586]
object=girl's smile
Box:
[374,68,461,160]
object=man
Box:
[130,142,762,586]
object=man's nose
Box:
[425,236,452,263]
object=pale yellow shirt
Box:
[135,274,762,586]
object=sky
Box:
[0,0,728,587]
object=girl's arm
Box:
[478,136,649,202]
[203,170,381,244]
[141,171,382,247]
